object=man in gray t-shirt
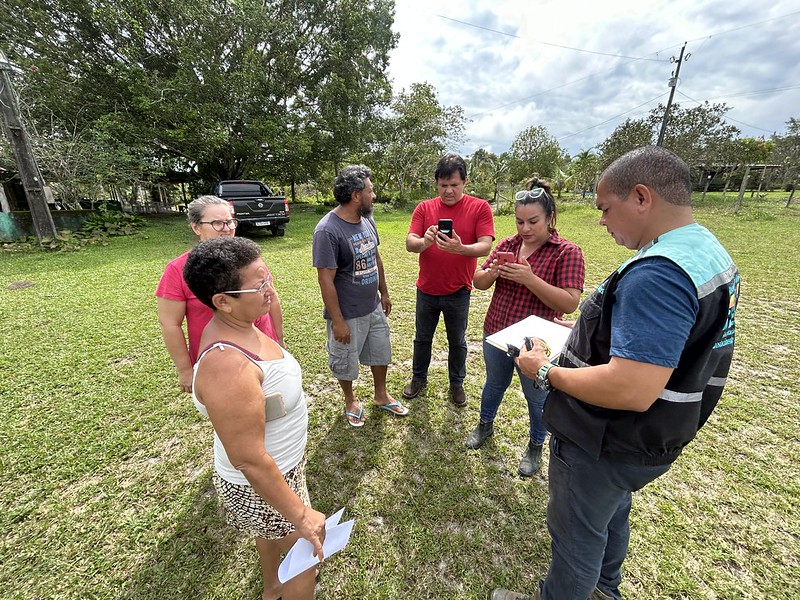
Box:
[312,212,381,320]
[312,165,410,428]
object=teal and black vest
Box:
[543,224,740,465]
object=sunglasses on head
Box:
[515,188,548,201]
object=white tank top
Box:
[192,341,308,484]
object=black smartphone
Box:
[437,218,453,238]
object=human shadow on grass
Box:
[116,474,246,600]
[299,360,552,598]
[391,378,552,598]
[304,381,393,515]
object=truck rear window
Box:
[217,182,272,197]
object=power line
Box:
[407,5,800,151]
[685,9,800,44]
[692,83,800,101]
[466,50,667,119]
[557,92,668,141]
[446,9,800,122]
[434,15,663,62]
[675,90,780,133]
[467,68,618,119]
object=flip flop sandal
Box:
[344,404,365,428]
[376,400,410,417]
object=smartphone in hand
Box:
[495,251,516,265]
[437,218,453,238]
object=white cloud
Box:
[388,0,800,156]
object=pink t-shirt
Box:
[155,251,277,363]
[408,194,495,295]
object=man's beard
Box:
[357,204,373,218]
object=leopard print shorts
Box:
[212,460,310,539]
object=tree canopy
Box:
[507,125,563,183]
[648,102,740,167]
[1,0,397,192]
[365,82,465,200]
[2,3,798,208]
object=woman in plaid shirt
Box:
[464,178,585,476]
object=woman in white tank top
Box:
[184,236,325,600]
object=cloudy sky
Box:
[387,0,800,157]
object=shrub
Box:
[1,211,146,253]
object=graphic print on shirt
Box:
[349,229,378,287]
[714,272,740,350]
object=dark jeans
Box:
[479,338,548,444]
[542,437,671,600]
[411,288,470,387]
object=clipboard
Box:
[485,314,572,360]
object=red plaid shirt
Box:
[481,232,586,335]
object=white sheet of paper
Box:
[485,314,572,359]
[277,507,354,583]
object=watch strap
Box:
[536,362,555,391]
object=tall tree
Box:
[468,148,509,209]
[0,0,397,191]
[598,119,653,169]
[647,102,739,167]
[507,125,563,183]
[773,117,800,206]
[569,149,599,199]
[366,82,465,200]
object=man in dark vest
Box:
[491,146,740,600]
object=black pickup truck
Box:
[212,180,289,236]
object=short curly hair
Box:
[183,237,262,309]
[333,165,372,205]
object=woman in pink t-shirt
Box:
[155,195,284,392]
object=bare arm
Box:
[376,251,391,317]
[435,232,493,257]
[473,261,501,290]
[268,287,285,347]
[195,348,326,558]
[517,344,673,412]
[406,225,438,253]
[316,267,350,343]
[156,297,193,392]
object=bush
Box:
[0,211,146,253]
[80,211,146,236]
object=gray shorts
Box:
[326,304,392,381]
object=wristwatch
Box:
[535,362,555,391]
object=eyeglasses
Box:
[221,275,273,295]
[198,218,239,231]
[515,188,548,201]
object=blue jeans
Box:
[479,338,548,445]
[411,288,470,387]
[541,437,671,600]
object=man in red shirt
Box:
[403,154,495,406]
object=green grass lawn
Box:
[1,197,798,599]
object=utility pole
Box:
[657,42,690,147]
[0,47,57,242]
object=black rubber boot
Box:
[518,441,543,477]
[464,421,494,449]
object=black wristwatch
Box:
[535,362,555,391]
